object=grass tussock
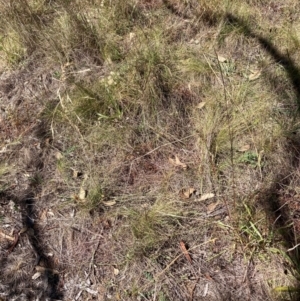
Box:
[1,0,300,300]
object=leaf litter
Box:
[169,155,187,169]
[198,193,215,201]
[180,187,196,199]
[248,69,261,81]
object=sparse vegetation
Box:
[1,0,300,300]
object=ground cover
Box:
[1,0,300,300]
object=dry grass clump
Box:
[1,0,300,300]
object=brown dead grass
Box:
[1,0,300,300]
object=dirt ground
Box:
[1,1,300,301]
[0,58,297,301]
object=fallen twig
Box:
[180,241,192,264]
[6,233,19,255]
[0,230,15,242]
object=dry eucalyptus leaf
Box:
[199,193,215,201]
[73,170,79,178]
[32,272,41,280]
[55,152,63,160]
[217,55,227,63]
[196,102,206,109]
[207,201,219,214]
[238,144,250,152]
[103,201,116,206]
[35,266,47,272]
[40,210,48,221]
[79,188,87,200]
[180,241,192,263]
[248,70,261,81]
[169,155,187,169]
[181,188,196,199]
[85,288,98,295]
[48,209,54,217]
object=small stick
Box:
[6,233,19,255]
[0,230,15,242]
[287,243,300,252]
[131,134,195,163]
[179,241,192,264]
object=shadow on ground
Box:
[0,190,63,300]
[0,120,63,300]
[1,6,300,301]
[225,12,300,300]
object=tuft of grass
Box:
[123,198,179,257]
[0,30,25,65]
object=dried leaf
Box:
[169,155,187,169]
[73,170,79,178]
[103,201,116,206]
[248,70,261,81]
[47,209,54,217]
[199,193,215,201]
[217,55,227,63]
[207,201,219,214]
[35,266,46,272]
[196,102,206,109]
[55,152,63,160]
[32,272,41,280]
[169,157,177,166]
[40,210,48,221]
[79,188,87,200]
[85,288,98,295]
[0,230,15,241]
[181,188,196,199]
[179,241,192,263]
[203,283,209,297]
[238,144,250,152]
